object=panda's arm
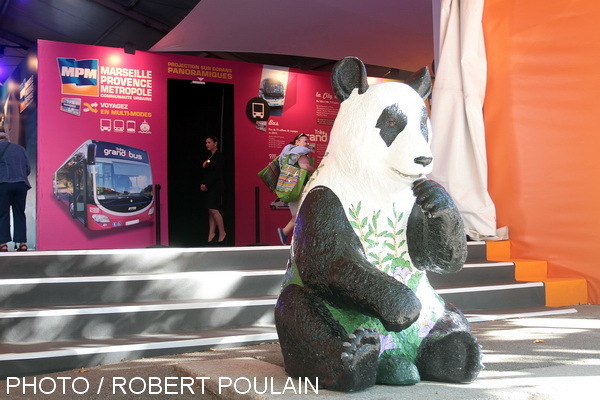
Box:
[293,186,421,332]
[406,179,467,274]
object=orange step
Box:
[485,241,587,307]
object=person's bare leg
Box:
[208,212,216,242]
[210,209,226,241]
[283,215,296,236]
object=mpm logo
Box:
[57,58,99,97]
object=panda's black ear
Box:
[331,57,369,102]
[405,67,432,100]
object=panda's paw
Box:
[376,353,420,385]
[415,331,484,383]
[335,327,380,391]
[380,301,421,332]
[412,179,455,218]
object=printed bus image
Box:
[259,78,285,108]
[53,140,155,230]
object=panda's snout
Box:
[414,156,433,167]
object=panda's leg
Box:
[414,303,483,383]
[376,352,421,385]
[275,284,380,392]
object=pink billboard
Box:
[38,41,167,250]
[36,40,337,249]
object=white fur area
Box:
[301,80,445,343]
[310,82,433,198]
[304,81,435,216]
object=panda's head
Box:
[328,57,433,192]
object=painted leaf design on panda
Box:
[348,204,358,222]
[305,152,328,187]
[339,199,444,360]
[371,210,380,230]
[387,217,395,229]
[348,202,367,239]
[382,254,395,263]
[393,205,406,237]
[361,217,368,230]
[367,211,383,263]
[349,203,375,249]
[407,270,424,291]
[349,201,412,277]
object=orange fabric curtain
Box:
[483,1,600,303]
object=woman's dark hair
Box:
[290,133,307,144]
[206,136,219,147]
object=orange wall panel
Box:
[483,1,600,303]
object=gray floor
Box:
[1,305,598,399]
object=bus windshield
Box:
[263,79,284,97]
[95,160,153,197]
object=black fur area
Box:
[415,304,483,383]
[275,284,380,391]
[420,106,429,141]
[294,186,421,331]
[331,57,369,102]
[407,179,467,274]
[404,67,432,99]
[275,186,422,392]
[376,103,407,147]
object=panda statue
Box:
[274,57,483,392]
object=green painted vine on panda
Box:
[348,201,416,285]
[305,151,328,188]
[339,201,443,362]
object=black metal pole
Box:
[255,186,260,243]
[154,184,162,246]
[248,186,268,246]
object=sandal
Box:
[0,243,7,252]
[16,243,27,252]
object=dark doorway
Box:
[167,80,235,247]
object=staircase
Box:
[0,241,583,378]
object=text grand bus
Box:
[54,140,154,230]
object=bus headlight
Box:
[148,207,155,215]
[92,214,110,223]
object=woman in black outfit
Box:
[200,136,226,245]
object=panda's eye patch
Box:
[376,103,407,147]
[420,106,429,142]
